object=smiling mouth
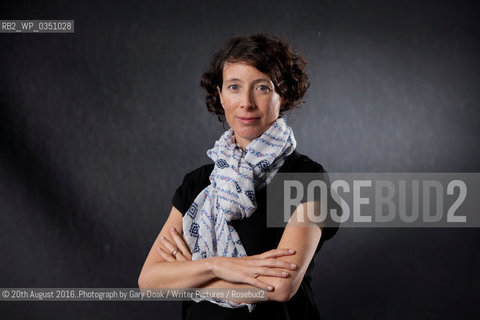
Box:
[237,116,260,124]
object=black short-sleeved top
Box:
[172,150,338,320]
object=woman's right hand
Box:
[208,249,297,291]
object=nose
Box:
[239,89,255,109]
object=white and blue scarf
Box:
[182,117,296,310]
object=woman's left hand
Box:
[157,228,192,262]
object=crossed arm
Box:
[138,203,322,302]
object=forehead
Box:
[222,62,272,82]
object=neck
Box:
[234,136,253,150]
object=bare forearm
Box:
[139,259,214,289]
[199,277,290,303]
[198,217,323,303]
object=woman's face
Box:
[217,62,281,150]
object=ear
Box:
[217,86,224,107]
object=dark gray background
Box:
[1,0,479,319]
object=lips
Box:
[237,116,260,124]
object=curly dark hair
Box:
[200,33,310,122]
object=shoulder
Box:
[280,150,325,173]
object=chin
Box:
[234,127,264,140]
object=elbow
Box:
[138,263,175,289]
[138,273,146,289]
[269,280,298,302]
[138,270,152,290]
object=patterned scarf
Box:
[182,117,296,310]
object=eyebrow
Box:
[224,78,272,84]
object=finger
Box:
[258,248,296,259]
[184,250,192,260]
[265,258,297,271]
[174,252,188,261]
[161,247,187,261]
[247,258,297,271]
[245,277,274,292]
[252,267,291,278]
[160,236,177,253]
[170,246,189,261]
[160,236,184,260]
[157,246,175,262]
[169,228,192,259]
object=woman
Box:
[139,33,338,319]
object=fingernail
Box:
[170,227,175,232]
[282,272,289,277]
[288,249,296,254]
[267,286,273,291]
[160,236,164,240]
[290,264,297,269]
